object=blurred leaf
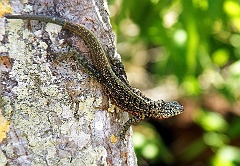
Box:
[212,48,230,67]
[194,110,228,132]
[182,76,201,96]
[223,0,240,17]
[203,132,229,148]
[142,143,159,159]
[211,146,240,166]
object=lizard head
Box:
[151,100,184,119]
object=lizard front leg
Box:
[54,50,103,81]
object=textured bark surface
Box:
[0,0,137,165]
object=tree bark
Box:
[0,0,137,165]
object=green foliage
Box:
[110,0,240,98]
[109,0,240,165]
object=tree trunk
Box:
[0,0,137,165]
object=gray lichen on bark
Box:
[0,0,137,165]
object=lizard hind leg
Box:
[119,115,144,141]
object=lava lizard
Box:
[5,14,184,140]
